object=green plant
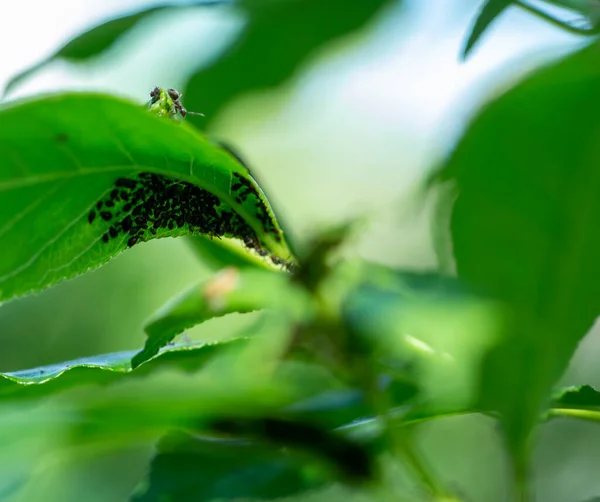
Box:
[2,1,600,501]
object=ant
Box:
[148,87,204,119]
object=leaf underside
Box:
[0,340,243,402]
[0,93,291,302]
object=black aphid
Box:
[88,211,96,224]
[88,171,279,254]
[115,178,136,189]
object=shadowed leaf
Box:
[131,430,336,502]
[433,41,600,479]
[462,0,512,59]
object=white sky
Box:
[0,0,584,117]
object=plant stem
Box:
[361,365,457,501]
[548,407,600,422]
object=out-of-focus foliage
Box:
[183,0,396,126]
[433,40,600,489]
[134,266,308,366]
[4,0,600,501]
[2,1,231,96]
[0,340,241,401]
[462,0,512,58]
[463,0,600,58]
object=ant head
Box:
[150,87,160,99]
[167,88,181,101]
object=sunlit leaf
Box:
[0,93,291,302]
[0,340,243,402]
[432,41,600,476]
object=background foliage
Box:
[2,1,600,501]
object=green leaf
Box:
[183,0,397,125]
[549,384,600,422]
[432,41,600,481]
[0,340,242,402]
[131,430,335,502]
[341,266,500,414]
[186,235,273,270]
[134,267,305,367]
[553,384,600,409]
[2,1,229,96]
[462,0,512,59]
[0,93,291,302]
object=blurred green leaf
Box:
[548,384,600,422]
[184,0,398,125]
[0,93,291,302]
[433,41,600,480]
[2,1,231,96]
[462,0,512,58]
[342,266,500,414]
[553,384,600,410]
[131,430,335,502]
[0,340,242,401]
[134,267,305,367]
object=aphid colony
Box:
[88,171,264,251]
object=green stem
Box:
[361,366,457,501]
[548,407,600,422]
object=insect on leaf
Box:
[0,92,293,303]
